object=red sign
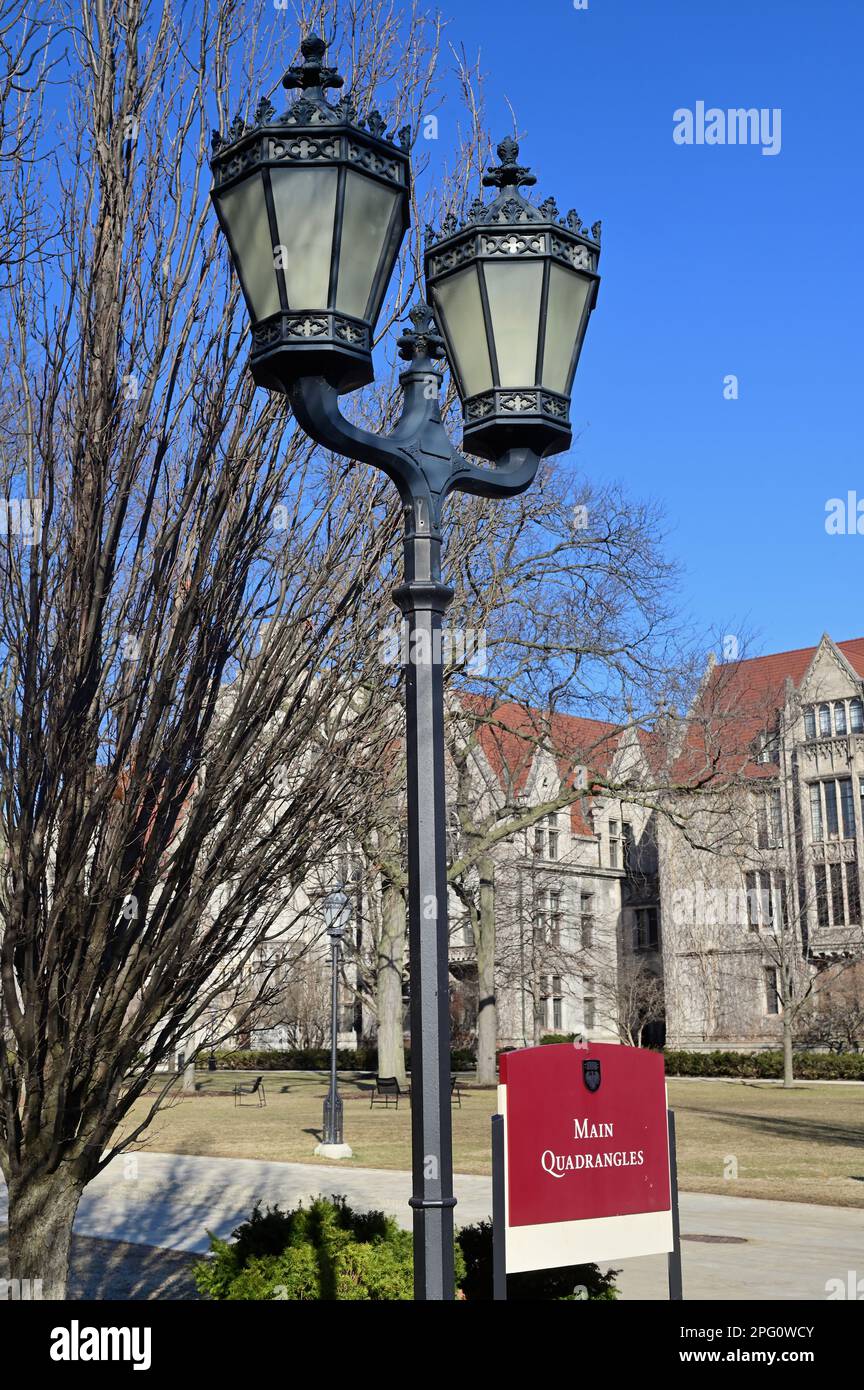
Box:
[499,1042,670,1228]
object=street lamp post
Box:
[210,32,600,1300]
[316,891,352,1160]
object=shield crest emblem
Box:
[583,1058,601,1093]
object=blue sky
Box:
[426,0,863,658]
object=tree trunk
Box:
[532,980,545,1045]
[782,1011,795,1088]
[6,1167,84,1300]
[376,878,407,1084]
[475,856,497,1086]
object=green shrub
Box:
[457,1220,618,1301]
[540,1032,577,1046]
[194,1196,464,1301]
[195,1199,617,1301]
[663,1049,864,1080]
[209,1046,476,1072]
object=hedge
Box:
[194,1197,618,1301]
[663,1049,864,1080]
[205,1045,863,1080]
[207,1046,477,1072]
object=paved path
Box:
[2,1153,862,1299]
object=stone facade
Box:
[660,634,864,1050]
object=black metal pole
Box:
[667,1107,683,1300]
[287,328,542,1298]
[491,1113,507,1300]
[323,931,343,1145]
[393,504,456,1301]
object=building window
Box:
[552,976,563,1031]
[830,862,845,924]
[583,975,595,1031]
[847,862,861,925]
[810,779,855,842]
[745,871,786,930]
[622,821,634,871]
[534,891,562,947]
[756,729,780,764]
[580,892,594,949]
[548,890,562,946]
[764,967,780,1015]
[814,863,830,927]
[533,813,560,860]
[547,813,559,861]
[813,857,861,930]
[756,788,783,848]
[633,906,659,950]
[840,779,856,839]
[608,820,619,869]
[806,700,863,737]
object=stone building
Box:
[443,704,664,1050]
[659,634,864,1050]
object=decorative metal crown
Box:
[397,303,447,363]
[210,32,411,157]
[425,137,601,247]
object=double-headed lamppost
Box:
[315,891,353,1161]
[210,33,601,1300]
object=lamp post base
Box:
[314,1142,353,1160]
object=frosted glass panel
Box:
[336,172,399,318]
[218,175,280,321]
[483,261,543,387]
[270,167,338,309]
[432,267,492,398]
[543,264,591,393]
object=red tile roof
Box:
[673,637,864,786]
[456,696,622,834]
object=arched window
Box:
[850,698,864,734]
[819,704,831,737]
[804,707,816,739]
[834,701,848,735]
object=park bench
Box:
[451,1075,463,1108]
[233,1075,267,1107]
[370,1076,406,1109]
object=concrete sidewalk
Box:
[2,1152,861,1300]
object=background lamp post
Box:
[211,33,601,1301]
[315,890,353,1161]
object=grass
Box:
[116,1071,864,1209]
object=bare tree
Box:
[0,0,447,1297]
[593,957,665,1048]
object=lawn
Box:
[116,1071,864,1208]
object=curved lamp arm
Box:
[289,335,542,525]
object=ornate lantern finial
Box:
[281,33,344,95]
[397,302,447,363]
[482,137,537,191]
